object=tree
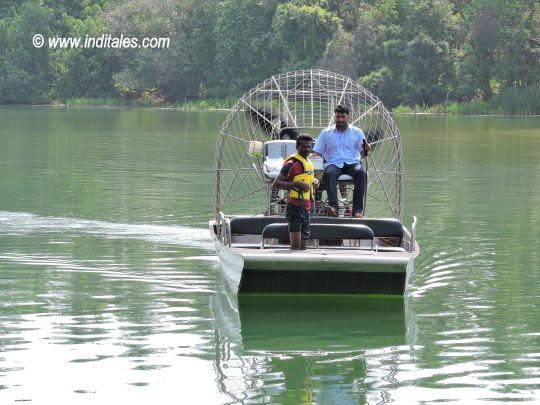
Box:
[0,1,20,18]
[272,3,340,70]
[399,0,457,105]
[160,0,218,100]
[353,0,458,106]
[211,0,281,97]
[458,2,502,99]
[0,1,55,104]
[44,0,108,19]
[321,27,358,79]
[54,11,117,100]
[494,0,540,88]
[105,0,222,101]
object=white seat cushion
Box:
[263,157,284,179]
[263,141,296,179]
[338,174,353,181]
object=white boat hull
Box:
[213,236,418,295]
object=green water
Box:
[1,107,539,403]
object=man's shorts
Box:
[286,203,310,240]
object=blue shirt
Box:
[313,125,366,168]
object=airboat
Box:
[210,69,419,295]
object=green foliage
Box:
[0,1,55,104]
[454,0,540,101]
[273,3,340,69]
[178,97,237,110]
[0,0,538,114]
[105,0,192,99]
[320,27,357,77]
[211,0,280,97]
[490,86,540,115]
[396,86,540,115]
[62,96,237,110]
[392,105,414,113]
[352,0,458,107]
[55,12,117,99]
[63,97,128,106]
[451,100,490,115]
[44,0,108,19]
[0,0,113,104]
[0,1,20,18]
[360,66,400,108]
[392,103,447,114]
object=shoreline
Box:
[1,103,539,118]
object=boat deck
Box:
[211,215,419,294]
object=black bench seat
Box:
[261,223,374,249]
[230,216,403,245]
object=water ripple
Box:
[0,211,213,249]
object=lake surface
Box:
[1,107,539,404]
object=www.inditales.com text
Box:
[32,34,170,49]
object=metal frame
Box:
[214,69,404,220]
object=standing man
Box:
[313,105,371,218]
[272,134,317,250]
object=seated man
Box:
[272,134,318,250]
[313,105,371,218]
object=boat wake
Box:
[0,211,213,250]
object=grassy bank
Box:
[60,97,238,110]
[49,86,540,116]
[392,86,540,116]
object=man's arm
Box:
[273,173,310,192]
[272,162,309,191]
[359,131,372,156]
[363,139,372,156]
[312,131,325,157]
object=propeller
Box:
[247,107,299,140]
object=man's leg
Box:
[324,164,341,213]
[344,163,367,215]
[286,204,303,250]
[289,231,302,250]
[300,210,310,250]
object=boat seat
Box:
[261,223,374,249]
[230,216,287,234]
[230,216,403,244]
[311,217,403,244]
[263,140,297,179]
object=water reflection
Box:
[211,279,417,403]
[0,215,222,402]
[2,109,540,402]
[238,295,406,353]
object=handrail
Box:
[410,216,417,252]
[226,218,232,247]
[217,211,231,247]
[217,211,225,243]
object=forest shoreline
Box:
[2,100,539,117]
